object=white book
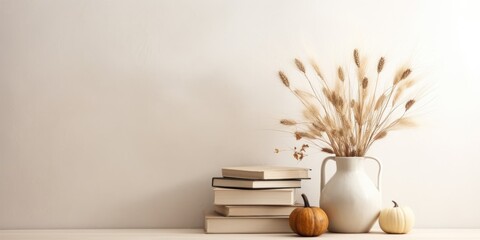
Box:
[204,211,292,234]
[222,166,310,180]
[215,204,301,217]
[212,177,301,189]
[213,188,295,205]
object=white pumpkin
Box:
[379,200,415,234]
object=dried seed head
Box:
[330,92,338,106]
[305,104,320,116]
[405,99,415,111]
[337,96,344,109]
[374,131,388,140]
[338,66,345,82]
[394,68,412,85]
[295,132,302,140]
[401,68,412,80]
[392,87,405,106]
[294,89,315,100]
[294,131,315,140]
[322,88,334,104]
[280,119,296,125]
[322,87,329,97]
[300,144,309,152]
[390,118,417,131]
[278,71,290,87]
[312,122,326,131]
[396,118,417,128]
[330,129,338,137]
[308,125,323,137]
[310,60,324,80]
[340,114,351,130]
[362,77,369,89]
[321,148,334,154]
[375,94,386,111]
[377,57,385,73]
[303,132,316,139]
[295,58,305,73]
[404,79,416,88]
[303,105,320,122]
[354,49,360,68]
[354,104,362,124]
[349,136,356,145]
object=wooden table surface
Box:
[1,229,479,239]
[0,229,480,240]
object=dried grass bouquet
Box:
[278,49,423,159]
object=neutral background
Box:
[1,0,479,229]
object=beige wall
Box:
[1,0,480,229]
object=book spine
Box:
[214,190,294,205]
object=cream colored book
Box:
[214,204,301,217]
[204,211,292,234]
[222,166,310,180]
[212,177,301,189]
[213,188,295,205]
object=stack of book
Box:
[204,166,311,234]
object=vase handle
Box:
[320,156,336,191]
[365,156,382,192]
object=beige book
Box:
[215,204,301,217]
[213,188,295,205]
[222,166,310,180]
[204,211,293,234]
[212,177,301,189]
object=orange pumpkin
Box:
[289,193,329,237]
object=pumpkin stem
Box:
[301,193,310,208]
[392,200,399,208]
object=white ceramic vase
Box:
[320,156,382,233]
